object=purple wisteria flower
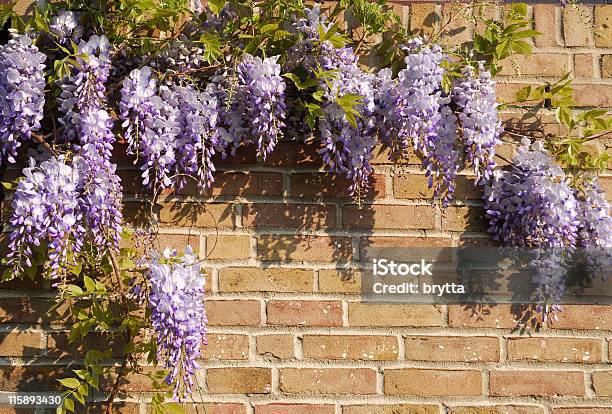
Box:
[50,10,83,45]
[146,246,207,400]
[0,33,46,167]
[7,156,83,282]
[452,64,502,183]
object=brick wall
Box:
[2,2,612,414]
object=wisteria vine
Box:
[0,0,610,409]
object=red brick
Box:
[303,335,399,361]
[553,305,612,330]
[205,300,261,326]
[159,202,235,228]
[449,407,544,414]
[507,337,602,363]
[0,298,66,324]
[404,336,499,362]
[409,4,437,36]
[595,5,612,47]
[211,145,257,166]
[208,172,283,197]
[255,404,335,414]
[441,206,486,232]
[263,141,323,167]
[563,5,594,47]
[178,404,246,414]
[572,84,612,107]
[449,304,519,329]
[279,368,376,395]
[205,235,250,260]
[290,173,385,199]
[500,54,570,77]
[343,204,436,230]
[343,405,439,414]
[349,304,444,327]
[206,367,271,394]
[534,5,561,47]
[243,203,336,229]
[489,370,585,396]
[256,235,353,262]
[318,269,362,293]
[575,54,595,78]
[256,334,294,359]
[219,267,313,292]
[0,332,43,357]
[0,366,66,391]
[592,371,612,396]
[267,300,343,327]
[553,408,612,414]
[201,334,249,360]
[384,369,482,396]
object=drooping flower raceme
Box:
[236,54,286,159]
[50,10,83,45]
[577,177,612,276]
[146,246,207,400]
[0,34,46,167]
[7,156,83,282]
[120,67,179,188]
[484,139,580,319]
[452,64,502,183]
[57,35,123,251]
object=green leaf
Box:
[208,0,226,14]
[511,3,528,17]
[83,276,95,292]
[260,23,278,34]
[511,40,532,55]
[473,34,489,54]
[510,29,540,39]
[164,403,186,414]
[66,284,84,296]
[516,85,531,102]
[556,106,572,127]
[58,378,80,389]
[63,397,74,413]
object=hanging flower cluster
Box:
[0,34,46,168]
[483,139,612,319]
[146,246,208,400]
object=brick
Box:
[507,337,602,363]
[46,332,126,358]
[575,54,595,78]
[159,202,235,228]
[171,404,246,414]
[267,300,343,327]
[65,402,141,414]
[303,335,399,361]
[384,369,482,396]
[0,409,36,414]
[256,235,353,262]
[409,4,437,36]
[290,173,385,199]
[263,140,323,167]
[0,298,66,324]
[211,145,257,165]
[563,5,594,47]
[343,405,439,414]
[489,370,585,396]
[553,305,612,330]
[404,336,499,362]
[572,84,612,107]
[595,5,612,47]
[361,236,453,262]
[279,368,376,394]
[117,170,152,195]
[449,407,544,414]
[205,300,261,326]
[0,332,43,357]
[602,55,612,78]
[533,5,561,47]
[449,304,519,329]
[500,54,570,77]
[205,235,250,260]
[242,203,336,229]
[0,366,66,391]
[256,334,294,359]
[255,404,335,414]
[343,205,436,230]
[206,367,271,394]
[208,172,283,197]
[318,269,362,293]
[393,174,434,198]
[219,267,313,292]
[592,371,612,396]
[349,303,444,327]
[121,201,153,226]
[553,408,612,414]
[440,4,473,46]
[201,334,249,360]
[441,206,486,232]
[495,83,530,105]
